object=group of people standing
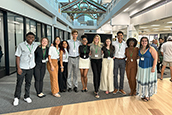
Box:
[13,29,159,106]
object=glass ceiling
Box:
[58,0,112,26]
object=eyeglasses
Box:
[56,39,60,41]
[82,40,87,42]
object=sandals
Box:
[160,78,163,80]
[170,79,172,82]
[37,93,46,98]
[53,93,61,97]
[141,97,150,102]
[94,92,100,99]
[141,98,148,102]
[105,91,109,94]
[81,88,88,92]
[95,94,100,98]
[84,89,88,92]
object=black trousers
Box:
[34,63,46,94]
[58,61,62,91]
[91,59,102,93]
[58,61,68,91]
[60,62,68,90]
[14,69,33,99]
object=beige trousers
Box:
[47,59,59,95]
[100,58,114,92]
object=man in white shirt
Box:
[67,30,81,92]
[112,31,127,95]
[160,36,172,81]
[13,32,38,106]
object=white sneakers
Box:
[13,97,32,106]
[24,97,32,103]
[13,98,19,106]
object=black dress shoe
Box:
[68,88,72,92]
[81,90,84,92]
[84,89,88,92]
[73,87,78,93]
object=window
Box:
[36,23,41,42]
[47,25,52,44]
[42,24,45,37]
[8,12,24,73]
[0,12,5,72]
[26,18,36,37]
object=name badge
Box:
[29,54,32,58]
[42,60,46,63]
[95,55,98,57]
[73,50,76,52]
[131,59,133,62]
[118,51,121,54]
[84,55,86,58]
[108,57,111,60]
[141,57,144,61]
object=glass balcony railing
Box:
[97,0,121,25]
[45,0,72,24]
[45,0,58,10]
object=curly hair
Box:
[60,40,69,54]
[126,38,138,47]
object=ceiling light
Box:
[163,29,170,30]
[151,25,160,26]
[136,0,141,3]
[165,26,171,28]
[123,8,129,12]
[167,21,172,24]
[140,26,147,28]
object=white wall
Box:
[131,1,172,25]
[0,0,71,32]
[112,12,130,25]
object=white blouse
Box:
[62,48,69,62]
[48,46,59,59]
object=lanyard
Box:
[83,45,87,54]
[56,47,59,55]
[26,44,33,53]
[74,41,75,49]
[119,43,122,51]
[129,48,134,57]
[107,49,110,57]
[42,47,46,59]
[94,44,98,54]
